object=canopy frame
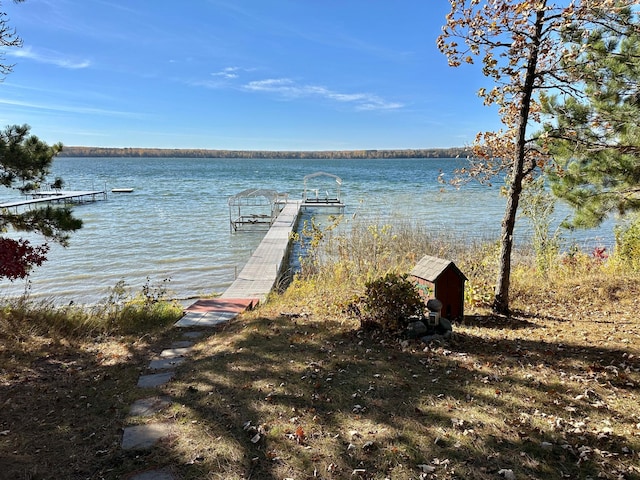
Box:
[228,188,281,232]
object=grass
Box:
[1,224,640,479]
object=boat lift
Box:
[228,188,286,232]
[301,171,344,212]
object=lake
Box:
[0,157,615,304]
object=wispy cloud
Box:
[0,98,143,118]
[192,66,403,111]
[243,78,403,111]
[6,46,91,69]
[189,66,254,89]
[211,66,240,79]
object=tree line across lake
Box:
[58,146,470,159]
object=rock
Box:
[121,423,173,450]
[137,371,174,388]
[129,396,171,417]
[421,334,444,344]
[426,298,443,312]
[407,321,428,338]
[498,469,516,480]
[439,317,452,331]
[418,464,436,473]
[128,470,177,480]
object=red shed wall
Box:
[434,269,464,321]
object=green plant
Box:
[519,177,563,276]
[611,214,640,272]
[291,215,342,277]
[90,277,181,334]
[349,272,425,332]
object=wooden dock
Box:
[221,200,302,302]
[0,190,107,210]
[176,200,303,328]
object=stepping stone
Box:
[175,311,236,328]
[160,347,190,358]
[170,340,193,348]
[148,357,184,370]
[129,397,172,417]
[182,331,205,339]
[121,423,173,450]
[137,371,174,388]
[127,470,177,480]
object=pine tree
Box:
[1,2,81,281]
[541,6,640,228]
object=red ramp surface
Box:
[184,297,259,314]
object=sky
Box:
[0,0,503,151]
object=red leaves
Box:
[0,237,49,280]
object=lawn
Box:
[2,279,639,479]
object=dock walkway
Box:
[131,195,328,475]
[176,200,302,328]
[221,199,301,301]
[0,190,107,210]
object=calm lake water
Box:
[0,157,615,304]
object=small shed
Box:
[410,255,467,321]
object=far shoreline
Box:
[57,146,471,160]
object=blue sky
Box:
[0,0,501,151]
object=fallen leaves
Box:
[242,420,266,444]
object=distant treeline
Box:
[58,146,471,159]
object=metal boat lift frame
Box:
[301,171,344,211]
[228,188,286,232]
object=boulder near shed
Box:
[410,255,467,321]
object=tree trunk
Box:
[492,8,546,315]
[494,163,529,314]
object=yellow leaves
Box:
[514,2,531,15]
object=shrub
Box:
[610,215,640,272]
[349,272,425,332]
[519,177,563,276]
[94,277,181,334]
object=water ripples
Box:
[0,157,615,304]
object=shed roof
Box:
[410,255,467,282]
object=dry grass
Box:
[1,233,640,479]
[151,288,640,480]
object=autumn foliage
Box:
[0,238,48,281]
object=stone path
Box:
[122,298,257,480]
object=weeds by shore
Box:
[1,224,639,479]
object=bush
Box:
[349,272,425,332]
[94,277,182,334]
[611,215,640,272]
